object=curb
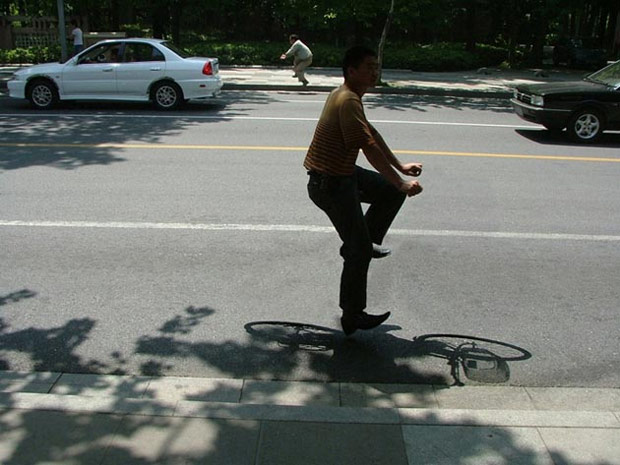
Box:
[2,371,620,426]
[0,73,511,99]
[222,82,511,98]
[3,391,620,428]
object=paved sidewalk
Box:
[218,65,584,97]
[1,370,619,464]
[0,64,586,98]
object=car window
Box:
[123,43,165,63]
[161,41,191,58]
[78,43,122,64]
[587,61,620,87]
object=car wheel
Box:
[152,81,183,110]
[27,79,58,110]
[567,109,604,143]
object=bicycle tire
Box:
[412,333,532,361]
[244,321,339,351]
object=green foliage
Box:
[0,40,507,72]
[119,24,147,38]
[191,42,284,66]
[184,41,507,71]
[383,43,508,71]
[0,45,61,64]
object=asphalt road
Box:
[1,92,619,388]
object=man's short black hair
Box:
[343,45,377,78]
[289,34,299,42]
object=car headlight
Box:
[531,95,544,106]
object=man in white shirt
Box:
[70,20,84,55]
[280,34,313,86]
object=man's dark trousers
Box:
[307,165,406,316]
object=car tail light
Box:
[202,61,213,75]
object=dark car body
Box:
[511,60,620,142]
[553,38,607,69]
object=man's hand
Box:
[399,180,423,197]
[399,163,423,177]
[280,54,287,60]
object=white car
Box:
[8,38,223,110]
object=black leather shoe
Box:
[372,244,391,259]
[341,311,391,336]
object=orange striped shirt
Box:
[304,85,377,176]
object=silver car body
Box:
[8,38,222,105]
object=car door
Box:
[116,43,166,97]
[61,43,121,96]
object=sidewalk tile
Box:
[175,401,400,424]
[0,371,60,394]
[340,382,437,408]
[402,425,554,465]
[51,373,151,398]
[256,421,408,465]
[101,416,259,465]
[2,392,177,416]
[399,408,620,428]
[538,428,620,465]
[433,385,535,410]
[0,409,123,465]
[143,376,242,402]
[526,387,620,411]
[241,380,340,406]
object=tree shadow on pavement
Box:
[0,92,282,172]
[0,296,613,465]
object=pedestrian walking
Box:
[280,34,313,86]
[70,20,84,55]
[304,45,424,336]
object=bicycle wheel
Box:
[245,321,339,351]
[412,334,532,361]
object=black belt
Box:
[307,170,338,177]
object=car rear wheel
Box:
[152,81,183,110]
[27,79,58,110]
[567,109,604,143]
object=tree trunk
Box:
[377,0,395,83]
[171,0,183,45]
[152,0,169,39]
[465,0,477,52]
[614,10,620,58]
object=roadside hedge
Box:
[0,45,61,64]
[189,41,508,71]
[0,41,507,71]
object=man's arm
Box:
[371,126,422,177]
[282,41,299,58]
[362,142,422,197]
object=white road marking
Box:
[1,220,618,242]
[0,112,535,129]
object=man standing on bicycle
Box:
[304,46,423,336]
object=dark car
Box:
[511,60,620,143]
[552,37,607,69]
